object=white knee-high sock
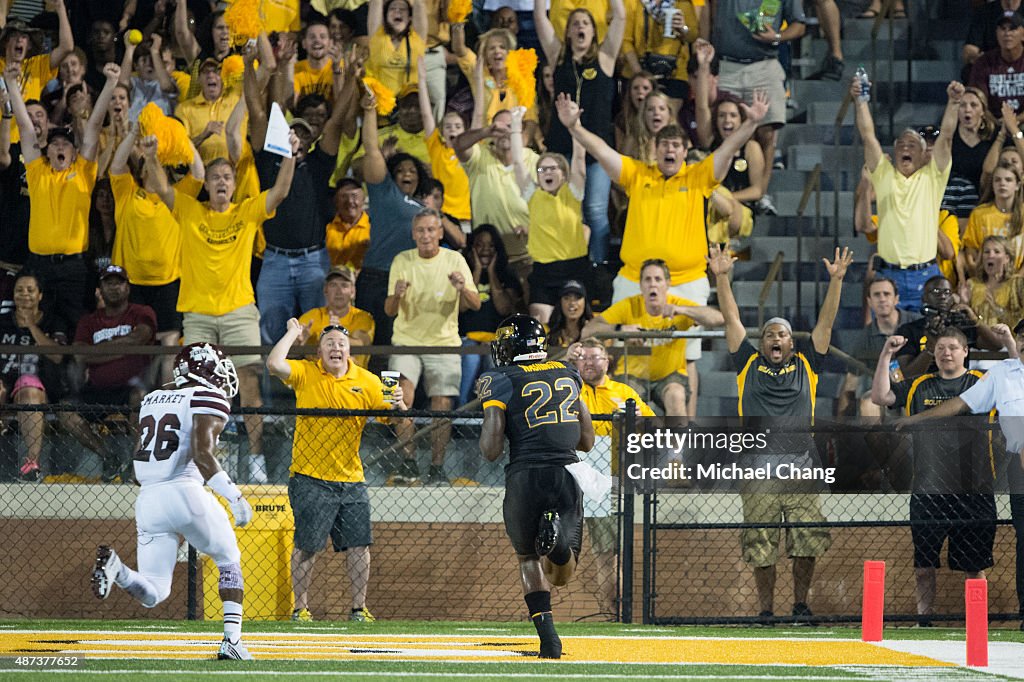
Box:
[223,601,243,643]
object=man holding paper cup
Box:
[267,318,408,623]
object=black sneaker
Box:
[792,602,815,626]
[426,464,449,486]
[389,460,420,486]
[757,610,775,627]
[536,511,561,557]
[809,54,844,81]
[101,455,131,484]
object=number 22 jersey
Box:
[134,386,232,487]
[477,360,583,473]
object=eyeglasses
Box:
[927,287,952,296]
[536,165,561,173]
[319,324,350,339]
[917,126,940,141]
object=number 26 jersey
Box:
[134,386,232,487]
[477,360,583,472]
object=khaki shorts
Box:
[586,515,618,555]
[619,372,690,412]
[183,303,263,368]
[718,58,788,128]
[390,353,461,397]
[740,490,832,567]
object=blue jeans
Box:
[256,247,330,344]
[876,262,940,313]
[584,161,612,264]
[459,337,493,406]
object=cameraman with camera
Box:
[895,275,1002,381]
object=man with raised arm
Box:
[9,59,120,335]
[709,242,853,624]
[853,77,960,311]
[556,90,767,417]
[142,131,299,485]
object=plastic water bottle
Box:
[855,65,871,103]
[888,359,904,384]
[0,78,12,118]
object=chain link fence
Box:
[1,346,1022,626]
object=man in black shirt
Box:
[244,46,350,344]
[872,327,997,625]
[712,242,852,623]
[478,314,594,659]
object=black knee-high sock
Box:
[525,591,556,635]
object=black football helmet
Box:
[172,343,239,398]
[491,314,548,366]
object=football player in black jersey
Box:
[478,314,595,659]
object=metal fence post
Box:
[619,399,636,624]
[187,545,198,620]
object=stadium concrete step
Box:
[805,99,946,127]
[784,145,863,174]
[748,235,862,263]
[839,17,965,42]
[770,190,854,217]
[777,123,857,148]
[798,39,964,66]
[731,280,862,309]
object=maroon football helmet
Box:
[172,343,239,397]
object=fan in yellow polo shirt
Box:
[555,94,768,290]
[582,259,725,416]
[268,319,407,482]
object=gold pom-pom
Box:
[221,54,244,88]
[139,103,193,167]
[505,49,537,111]
[362,76,396,116]
[225,0,264,43]
[447,0,472,25]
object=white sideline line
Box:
[0,671,886,680]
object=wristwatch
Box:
[771,32,781,47]
[1015,130,1023,140]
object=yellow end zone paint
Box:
[0,631,954,667]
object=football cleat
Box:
[291,608,313,622]
[350,607,376,622]
[217,638,253,660]
[538,632,562,659]
[536,511,561,558]
[91,545,122,600]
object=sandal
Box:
[856,8,879,18]
[892,9,907,18]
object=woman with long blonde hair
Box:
[960,235,1024,329]
[963,160,1024,274]
[614,71,655,153]
[620,90,676,164]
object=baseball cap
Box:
[761,317,793,336]
[99,264,128,281]
[290,118,314,135]
[199,57,221,73]
[397,82,419,101]
[46,127,76,147]
[998,14,1024,30]
[559,279,586,298]
[325,265,356,284]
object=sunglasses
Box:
[319,324,350,339]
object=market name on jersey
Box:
[141,393,186,407]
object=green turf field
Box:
[0,620,1021,681]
